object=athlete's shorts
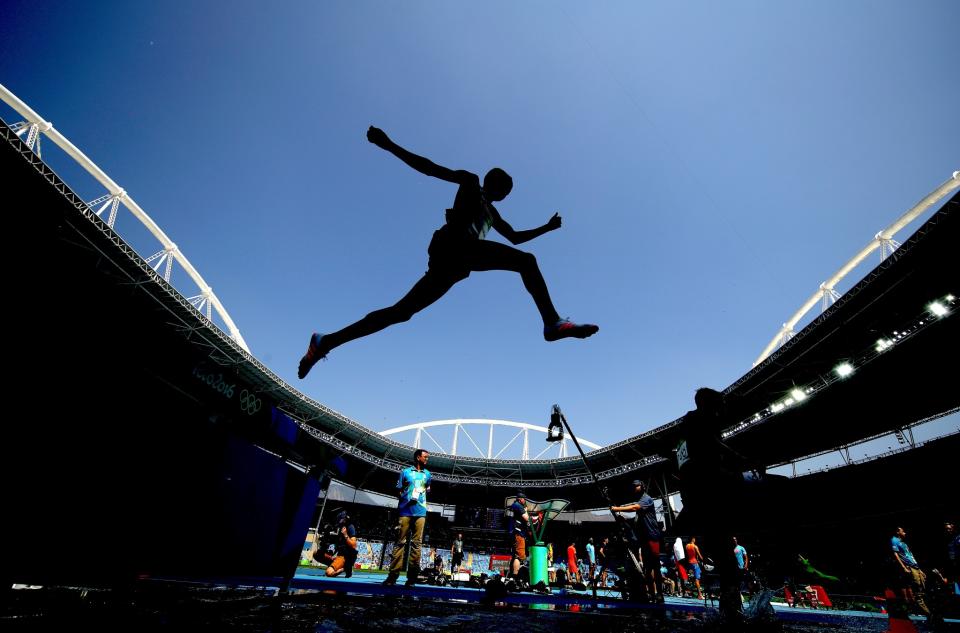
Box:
[512,534,527,561]
[427,227,474,280]
[687,561,702,580]
[676,560,689,581]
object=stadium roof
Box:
[7,117,957,510]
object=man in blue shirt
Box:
[892,526,929,615]
[732,536,749,593]
[585,538,597,585]
[732,537,748,572]
[384,449,432,586]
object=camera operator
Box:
[321,510,359,578]
[611,480,663,603]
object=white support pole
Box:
[819,285,841,312]
[487,423,494,459]
[752,172,960,367]
[25,123,40,150]
[94,197,113,217]
[452,423,459,457]
[456,426,486,457]
[107,195,121,228]
[151,253,167,272]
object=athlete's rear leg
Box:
[298,270,462,378]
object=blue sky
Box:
[2,1,957,452]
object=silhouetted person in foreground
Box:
[299,126,598,378]
[678,387,750,625]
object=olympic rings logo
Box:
[239,389,262,416]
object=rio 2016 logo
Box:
[192,366,236,399]
[193,366,263,417]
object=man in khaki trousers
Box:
[384,449,432,587]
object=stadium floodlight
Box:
[834,362,855,378]
[875,338,893,352]
[790,388,807,402]
[929,301,948,317]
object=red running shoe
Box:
[298,333,330,379]
[543,318,599,342]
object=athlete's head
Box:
[483,168,513,201]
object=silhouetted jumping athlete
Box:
[298,126,599,379]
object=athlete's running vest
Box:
[445,189,495,240]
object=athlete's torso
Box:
[445,175,497,240]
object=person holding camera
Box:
[323,510,359,578]
[508,491,531,579]
[611,479,663,603]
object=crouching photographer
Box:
[313,510,359,578]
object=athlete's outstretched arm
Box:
[367,126,474,185]
[492,211,562,245]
